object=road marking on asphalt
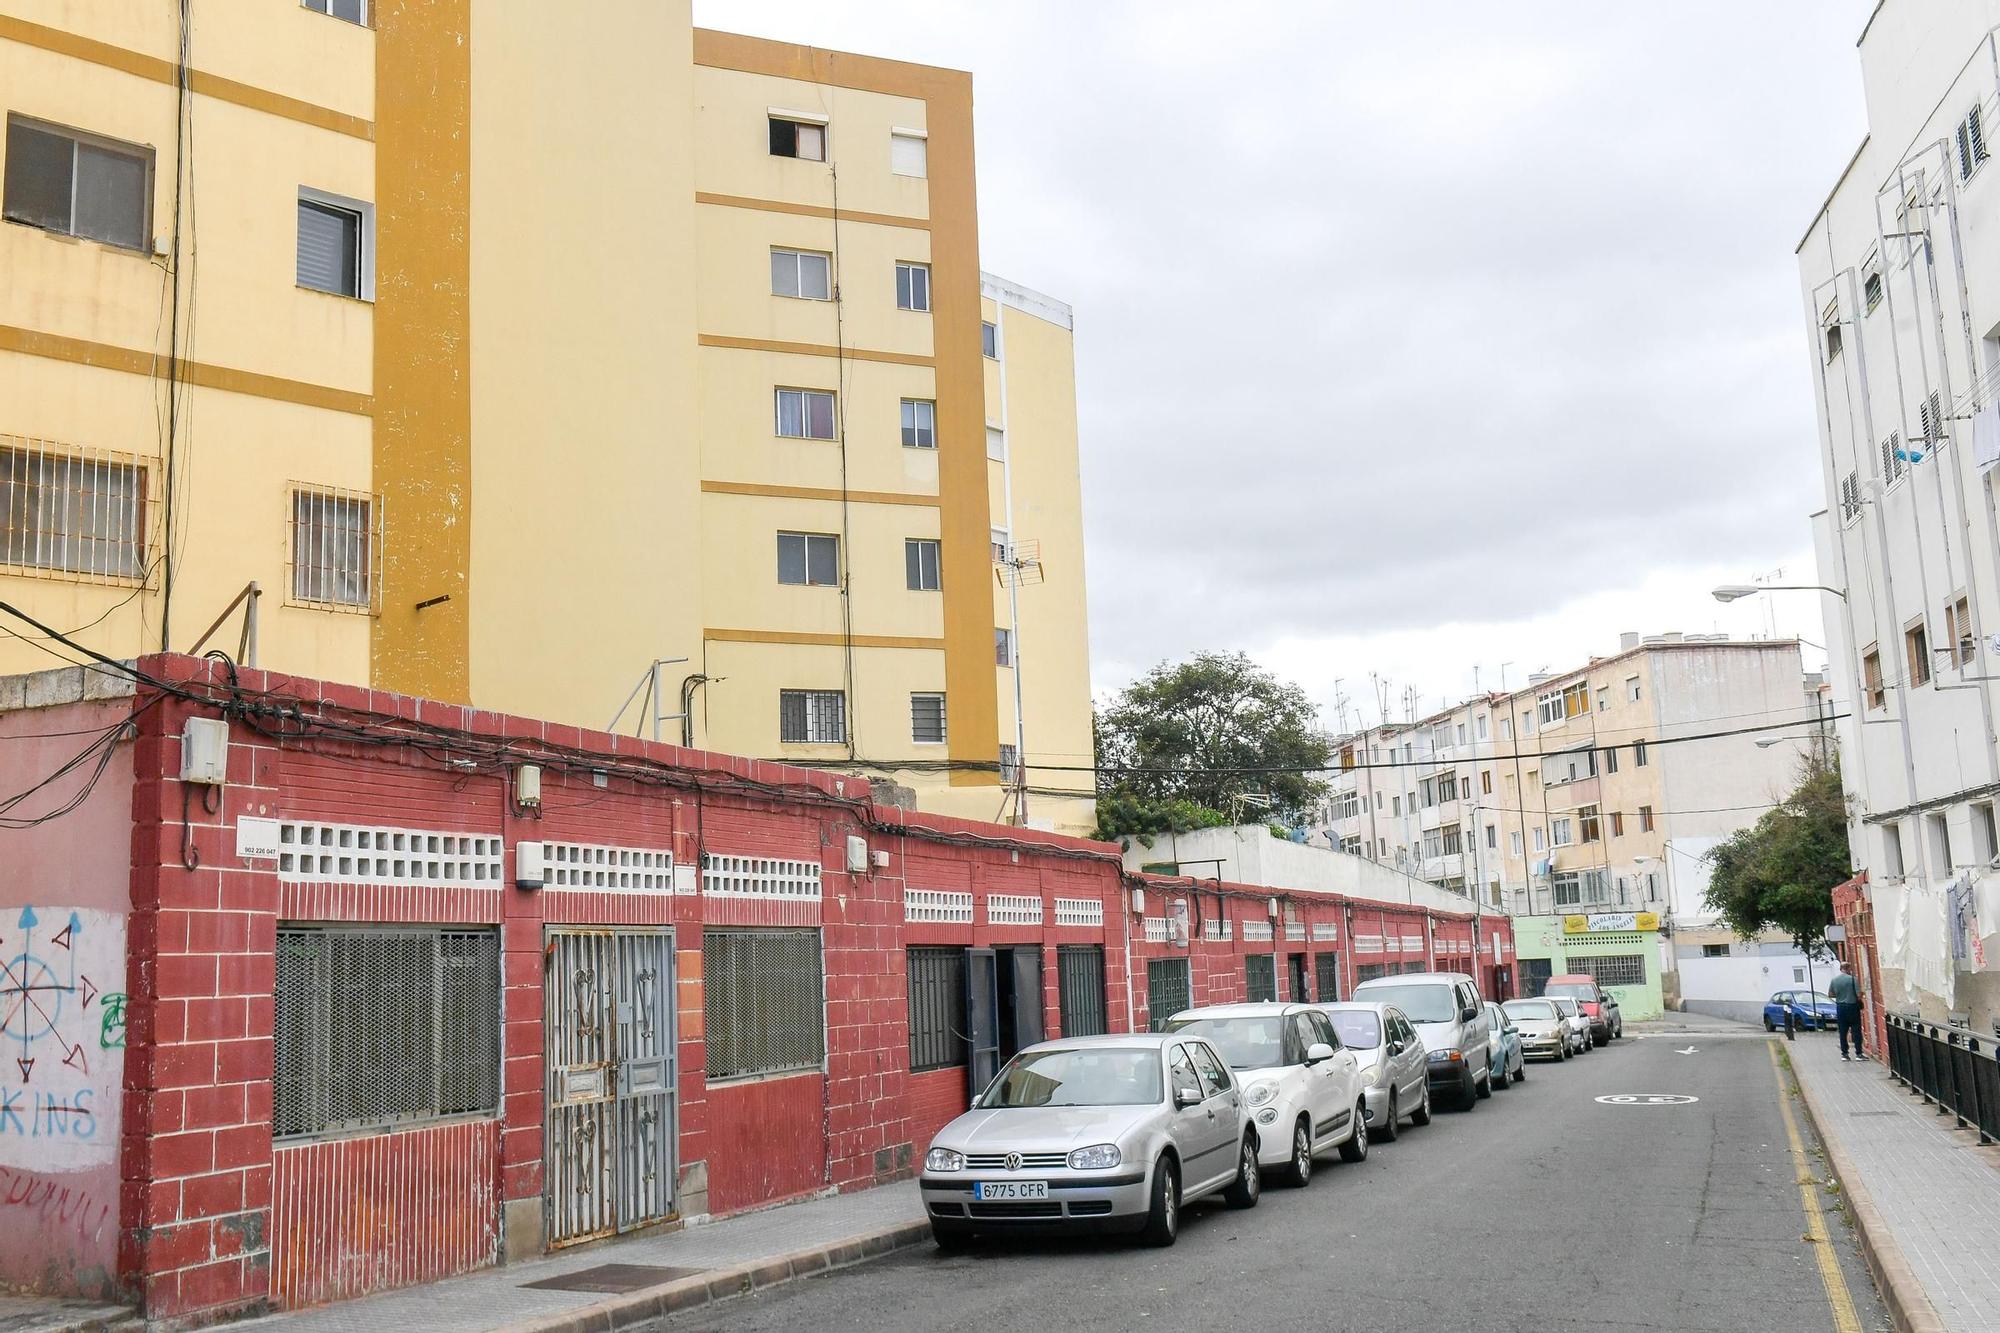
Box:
[1594,1093,1699,1105]
[1768,1041,1863,1333]
[1677,1046,1699,1055]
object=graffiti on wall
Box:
[0,907,124,1170]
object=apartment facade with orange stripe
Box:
[0,3,1095,833]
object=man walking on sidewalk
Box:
[1830,958,1863,1061]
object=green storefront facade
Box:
[1509,912,1665,1021]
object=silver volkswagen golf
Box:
[919,1033,1261,1248]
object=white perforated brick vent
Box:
[1311,923,1338,941]
[1401,934,1424,952]
[1354,934,1384,953]
[1143,917,1171,942]
[1284,924,1306,940]
[1204,918,1233,941]
[1053,897,1103,928]
[905,889,973,923]
[986,894,1043,926]
[546,841,673,892]
[275,821,503,885]
[703,855,822,900]
[1241,919,1273,941]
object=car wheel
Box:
[931,1222,974,1251]
[1284,1118,1313,1188]
[1376,1090,1400,1143]
[1142,1158,1181,1245]
[1223,1136,1261,1208]
[1492,1057,1511,1090]
[1556,1041,1568,1061]
[1459,1068,1479,1110]
[1764,1015,1776,1032]
[1410,1083,1433,1126]
[1513,1053,1526,1082]
[1475,1068,1493,1099]
[1339,1101,1369,1162]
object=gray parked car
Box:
[919,1033,1261,1249]
[1352,971,1494,1108]
[1482,1000,1525,1088]
[1317,1001,1432,1140]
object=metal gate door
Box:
[546,930,676,1247]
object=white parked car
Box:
[1163,1002,1367,1186]
[1503,997,1570,1062]
[1549,995,1593,1055]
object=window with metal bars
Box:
[0,441,147,580]
[1566,954,1646,989]
[779,689,845,744]
[1315,952,1342,1002]
[911,692,947,744]
[908,946,968,1071]
[1146,959,1191,1031]
[290,487,376,609]
[1245,954,1277,1003]
[1356,962,1390,984]
[273,925,500,1139]
[702,929,824,1080]
[1057,945,1106,1037]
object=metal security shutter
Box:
[1314,952,1342,1002]
[703,929,825,1080]
[1056,945,1106,1037]
[1145,958,1190,1031]
[908,946,968,1071]
[297,198,360,296]
[1246,954,1277,1003]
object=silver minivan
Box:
[1351,971,1493,1109]
[1317,1001,1432,1138]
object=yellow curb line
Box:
[1769,1040,1864,1333]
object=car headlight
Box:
[925,1147,964,1172]
[1067,1143,1121,1171]
[1244,1081,1279,1107]
[1255,1107,1278,1125]
[1360,1066,1381,1087]
[1428,1048,1460,1063]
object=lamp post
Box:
[1711,583,1847,602]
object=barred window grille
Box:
[1568,954,1647,988]
[1245,954,1278,1003]
[290,487,378,609]
[1315,952,1342,1002]
[911,692,947,744]
[1356,962,1390,984]
[1057,945,1107,1037]
[908,946,967,1071]
[1146,959,1191,1031]
[0,438,149,581]
[779,689,846,744]
[703,929,825,1080]
[274,925,500,1139]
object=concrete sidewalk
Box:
[233,1182,927,1333]
[1790,1030,2000,1332]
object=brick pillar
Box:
[120,690,280,1322]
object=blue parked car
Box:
[1763,990,1838,1031]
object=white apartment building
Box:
[1803,1,2000,1030]
[1317,635,1817,924]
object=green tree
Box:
[1093,652,1331,840]
[1702,759,1852,951]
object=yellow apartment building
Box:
[0,3,1095,833]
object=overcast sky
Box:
[696,1,1874,728]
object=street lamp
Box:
[1711,583,1847,602]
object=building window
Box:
[1509,831,1522,857]
[990,527,1009,562]
[273,925,500,1139]
[1603,747,1619,774]
[1391,796,1402,816]
[901,398,937,448]
[1245,954,1277,1003]
[1945,595,1975,668]
[1882,822,1905,879]
[1521,710,1534,735]
[1567,954,1645,989]
[1863,266,1883,314]
[776,388,837,440]
[1824,320,1843,363]
[1634,740,1649,767]
[1532,827,1546,852]
[1476,713,1489,740]
[896,261,931,312]
[1609,811,1624,838]
[771,247,832,301]
[911,692,947,744]
[904,537,941,591]
[1956,104,1989,180]
[1596,687,1609,712]
[986,425,1006,461]
[770,116,826,162]
[1701,943,1729,959]
[1480,770,1492,795]
[4,115,151,250]
[779,689,846,744]
[1638,805,1655,834]
[778,531,839,587]
[890,131,927,178]
[302,0,366,23]
[1551,817,1574,847]
[1537,692,1564,727]
[297,189,372,299]
[1929,811,1953,869]
[1485,825,1497,849]
[1974,802,1998,865]
[290,487,377,609]
[1579,805,1601,843]
[908,947,968,1071]
[1146,958,1191,1030]
[1861,647,1885,709]
[1500,717,1513,741]
[0,440,147,580]
[995,626,1013,666]
[998,743,1020,784]
[1906,619,1932,688]
[981,321,999,358]
[703,929,824,1080]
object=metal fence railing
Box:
[1884,1012,2000,1144]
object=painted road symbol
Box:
[1595,1093,1700,1106]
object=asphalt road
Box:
[661,1029,1888,1333]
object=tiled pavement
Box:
[1792,1030,2000,1332]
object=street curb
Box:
[1786,1051,1949,1333]
[486,1219,932,1333]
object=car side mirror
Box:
[1174,1085,1203,1108]
[1305,1042,1335,1065]
[1460,1006,1478,1022]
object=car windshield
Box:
[1795,992,1834,1007]
[1550,998,1579,1017]
[1543,983,1597,1001]
[1504,1000,1558,1021]
[1162,1016,1285,1069]
[977,1048,1163,1108]
[1325,1010,1381,1049]
[1356,984,1457,1024]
